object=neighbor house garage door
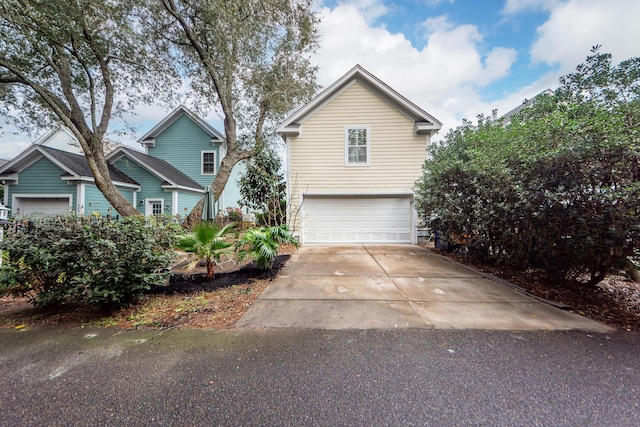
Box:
[302,196,412,243]
[16,197,71,217]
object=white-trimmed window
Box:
[202,151,216,175]
[345,126,370,166]
[145,199,164,217]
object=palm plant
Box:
[236,225,298,270]
[175,221,236,279]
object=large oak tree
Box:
[153,0,320,224]
[0,0,174,216]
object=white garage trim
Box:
[12,193,74,218]
[301,194,415,244]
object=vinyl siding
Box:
[113,156,169,212]
[147,114,221,188]
[176,192,202,219]
[6,157,75,210]
[114,155,204,217]
[288,80,428,231]
[84,185,134,217]
[221,161,246,209]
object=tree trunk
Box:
[82,136,140,217]
[185,147,252,226]
[206,261,214,280]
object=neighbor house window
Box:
[345,127,369,166]
[202,151,216,175]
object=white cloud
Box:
[531,0,640,72]
[314,4,517,137]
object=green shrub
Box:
[236,225,298,270]
[415,49,640,286]
[0,216,180,306]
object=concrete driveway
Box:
[237,245,613,331]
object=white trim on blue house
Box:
[12,193,74,218]
[201,150,217,175]
[77,183,86,215]
[138,105,225,147]
[171,191,179,216]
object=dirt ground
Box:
[1,244,639,331]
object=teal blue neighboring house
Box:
[0,143,139,218]
[0,106,245,220]
[135,105,246,216]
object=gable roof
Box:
[108,146,204,192]
[0,145,138,186]
[138,105,225,147]
[277,64,442,137]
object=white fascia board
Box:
[414,122,442,135]
[110,148,181,189]
[137,105,225,143]
[63,176,141,190]
[0,173,19,183]
[140,137,155,148]
[0,145,44,175]
[277,65,443,135]
[277,123,302,138]
[161,184,205,193]
[36,147,81,178]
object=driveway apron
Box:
[236,245,613,331]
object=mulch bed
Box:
[152,254,289,295]
[0,253,291,330]
[438,248,640,331]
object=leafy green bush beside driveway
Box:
[0,216,180,306]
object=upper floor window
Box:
[345,127,370,166]
[202,151,216,175]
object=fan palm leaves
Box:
[175,221,236,279]
[236,225,298,270]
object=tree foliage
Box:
[0,0,174,217]
[238,149,286,226]
[415,48,640,285]
[151,0,320,224]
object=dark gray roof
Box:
[39,146,138,185]
[115,147,204,190]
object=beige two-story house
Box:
[277,65,442,244]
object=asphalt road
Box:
[0,328,639,426]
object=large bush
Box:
[415,48,640,285]
[0,216,180,306]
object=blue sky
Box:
[2,0,640,158]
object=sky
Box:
[2,0,640,159]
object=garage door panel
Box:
[303,196,412,244]
[17,197,71,216]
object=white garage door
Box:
[17,197,71,217]
[303,196,412,243]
